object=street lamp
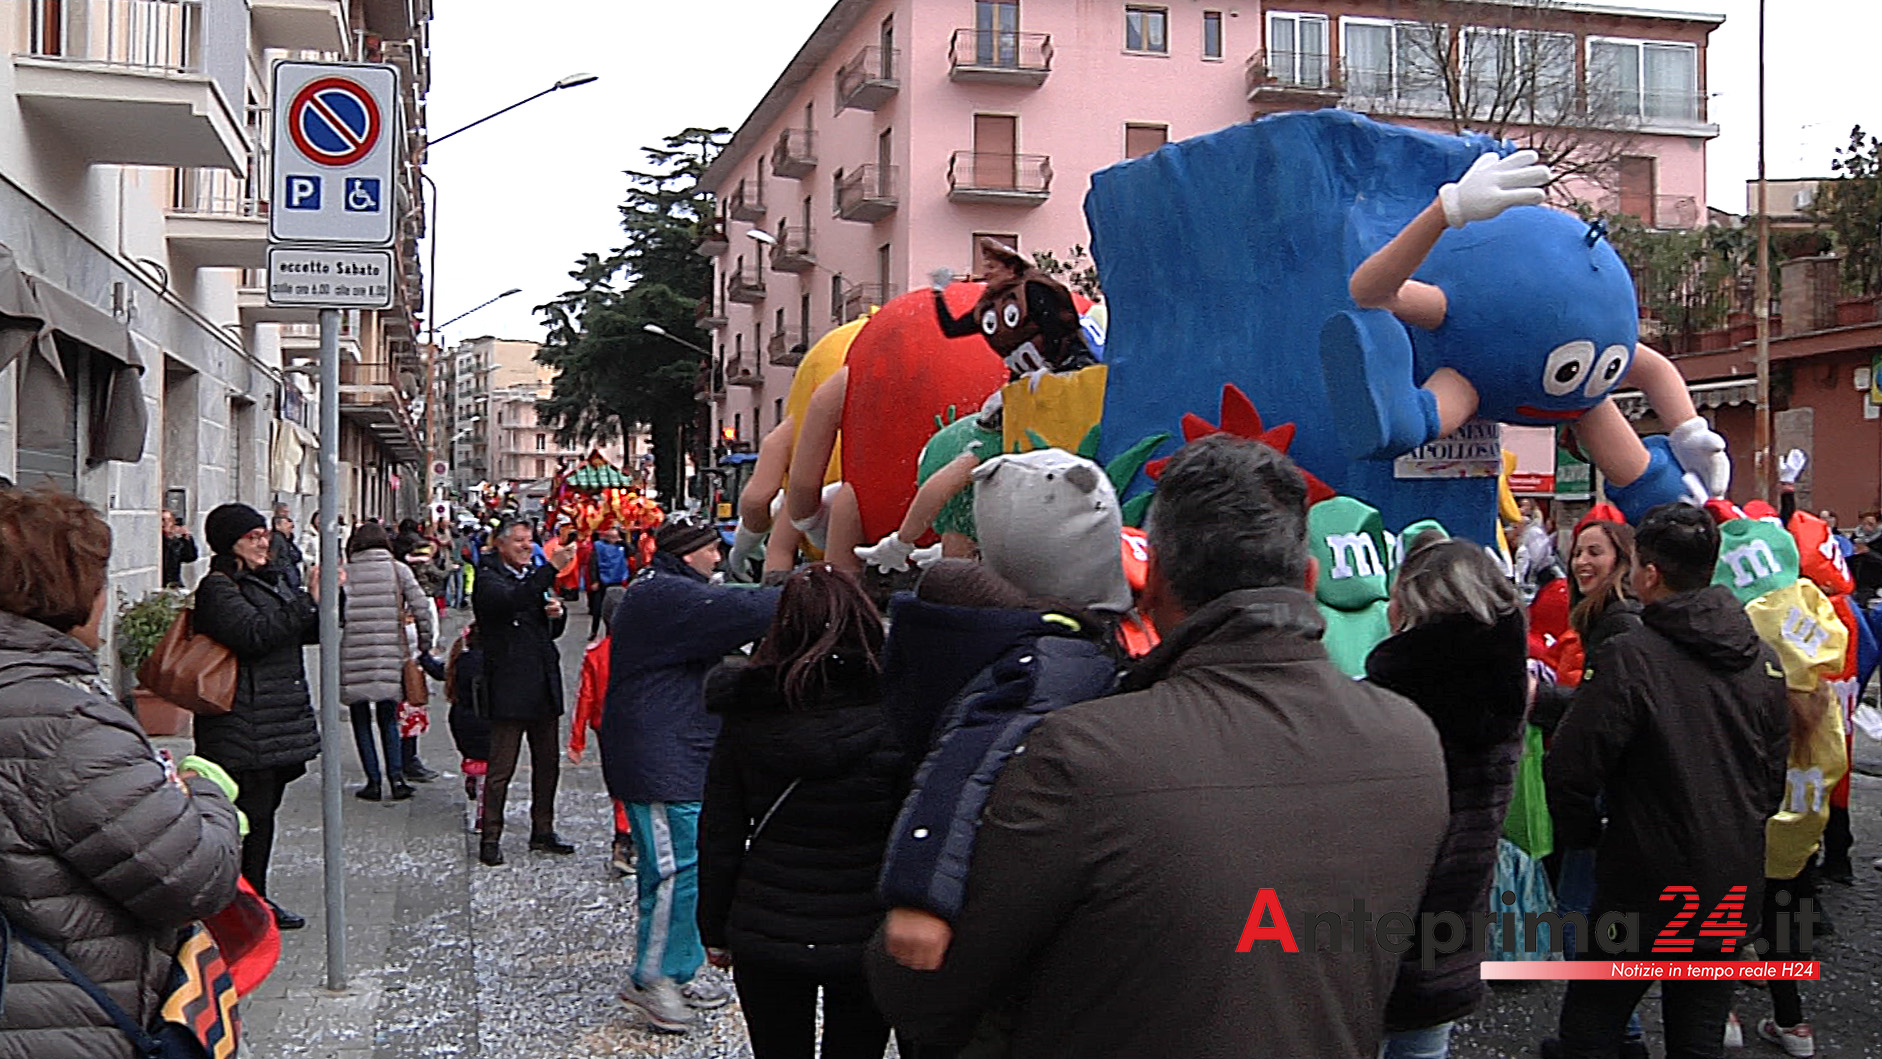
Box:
[440,288,522,332]
[421,73,599,502]
[643,322,713,357]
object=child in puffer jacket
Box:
[874,450,1134,974]
[445,624,491,833]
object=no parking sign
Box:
[270,61,398,247]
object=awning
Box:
[0,244,47,373]
[18,271,148,464]
[1612,378,1759,422]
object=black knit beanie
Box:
[655,520,720,559]
[205,503,267,556]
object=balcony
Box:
[767,225,816,273]
[772,128,817,179]
[166,167,266,267]
[728,180,766,224]
[1595,193,1704,230]
[281,319,362,361]
[946,152,1051,206]
[837,283,886,324]
[1244,48,1342,117]
[696,220,729,257]
[337,361,424,463]
[726,266,766,304]
[727,357,763,387]
[767,332,805,368]
[835,165,898,222]
[948,29,1052,86]
[12,0,246,171]
[695,296,728,331]
[248,0,348,53]
[836,44,899,112]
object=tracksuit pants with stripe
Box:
[626,801,704,987]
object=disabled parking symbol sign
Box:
[270,61,398,247]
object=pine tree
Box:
[535,126,729,504]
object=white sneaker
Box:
[1757,1019,1816,1058]
[1724,1011,1744,1048]
[618,978,694,1033]
[682,976,731,1010]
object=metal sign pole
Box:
[316,306,348,990]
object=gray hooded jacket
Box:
[0,610,243,1059]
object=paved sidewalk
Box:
[165,608,1882,1058]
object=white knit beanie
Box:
[972,449,1132,613]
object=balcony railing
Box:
[339,361,398,387]
[767,332,805,368]
[1244,48,1341,100]
[772,128,817,179]
[948,29,1052,85]
[726,266,766,304]
[727,357,763,387]
[1596,193,1704,230]
[836,45,899,112]
[946,152,1051,205]
[728,180,766,223]
[171,166,263,218]
[767,225,815,273]
[837,283,886,323]
[835,165,898,222]
[696,220,729,257]
[23,0,202,73]
[696,295,728,330]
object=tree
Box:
[535,127,729,504]
[1030,244,1102,300]
[1599,215,1753,350]
[1810,125,1882,295]
[1387,1,1645,197]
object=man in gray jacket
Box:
[867,435,1450,1058]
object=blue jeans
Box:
[627,801,704,987]
[1381,1022,1452,1059]
[1556,848,1644,1042]
[349,700,403,783]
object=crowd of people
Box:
[0,428,1874,1058]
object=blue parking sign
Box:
[343,177,382,213]
[284,175,322,210]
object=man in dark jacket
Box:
[159,508,197,588]
[472,518,577,866]
[866,436,1450,1059]
[1544,503,1790,1059]
[604,518,779,1030]
[268,514,305,590]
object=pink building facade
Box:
[699,0,1722,451]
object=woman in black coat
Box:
[190,503,324,930]
[1366,535,1530,1059]
[697,563,902,1059]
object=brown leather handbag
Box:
[400,610,430,707]
[137,608,238,715]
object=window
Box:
[800,293,812,344]
[774,398,785,428]
[1589,38,1699,123]
[1203,11,1223,60]
[1266,13,1329,88]
[1461,28,1576,121]
[775,307,787,334]
[831,274,844,319]
[976,1,1020,67]
[734,413,743,441]
[1342,18,1448,110]
[877,244,893,295]
[1125,6,1167,53]
[535,433,545,451]
[536,458,546,477]
[1125,123,1168,158]
[880,16,895,78]
[971,233,1019,277]
[29,0,65,56]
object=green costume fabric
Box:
[1712,518,1802,606]
[918,412,1003,539]
[1308,496,1393,677]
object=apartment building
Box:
[698,0,1721,451]
[446,334,630,489]
[0,0,430,647]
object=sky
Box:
[423,0,1880,348]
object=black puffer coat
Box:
[1365,610,1529,1033]
[696,659,902,976]
[0,611,243,1059]
[189,561,321,772]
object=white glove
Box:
[1438,150,1550,228]
[855,533,916,574]
[910,544,944,569]
[1668,417,1731,499]
[929,267,956,292]
[790,505,829,549]
[728,520,765,583]
[1778,448,1807,485]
